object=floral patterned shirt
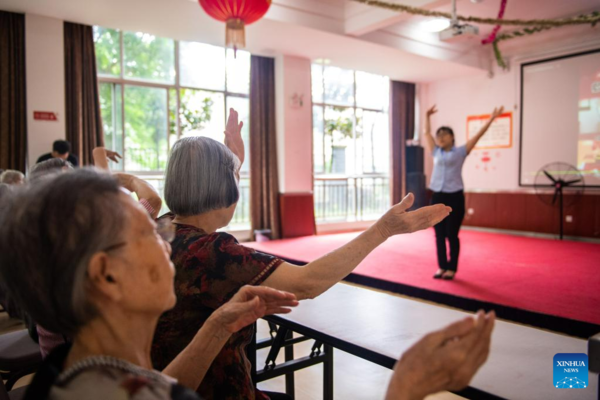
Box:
[152,216,284,400]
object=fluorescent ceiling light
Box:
[420,18,451,33]
[314,58,331,65]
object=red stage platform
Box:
[247,229,600,337]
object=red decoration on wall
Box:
[33,111,58,121]
[198,0,272,55]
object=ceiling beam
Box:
[344,0,448,37]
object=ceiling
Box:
[2,0,599,82]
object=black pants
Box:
[431,191,465,272]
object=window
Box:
[94,27,250,229]
[312,64,390,223]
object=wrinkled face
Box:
[436,129,454,149]
[101,194,176,314]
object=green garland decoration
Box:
[492,11,599,69]
[352,0,600,70]
[350,0,600,27]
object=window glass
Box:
[124,85,168,171]
[180,41,225,90]
[123,31,175,83]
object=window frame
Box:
[311,64,391,223]
[96,30,250,177]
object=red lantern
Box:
[198,0,272,55]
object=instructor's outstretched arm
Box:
[261,193,452,300]
[424,105,438,153]
[466,106,504,155]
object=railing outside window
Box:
[139,174,251,229]
[314,175,390,222]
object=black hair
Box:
[53,140,71,155]
[436,126,455,145]
[436,126,454,137]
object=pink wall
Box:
[421,69,521,191]
[275,55,313,193]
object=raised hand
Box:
[213,285,299,334]
[374,193,451,240]
[105,149,122,163]
[427,105,438,117]
[491,106,505,119]
[386,311,495,400]
[224,108,245,166]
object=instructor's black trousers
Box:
[431,190,465,272]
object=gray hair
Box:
[0,169,127,336]
[29,158,74,182]
[0,170,24,185]
[165,137,240,216]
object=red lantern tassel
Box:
[226,18,245,57]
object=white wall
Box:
[421,68,519,191]
[25,14,65,168]
[421,41,600,192]
[275,55,313,193]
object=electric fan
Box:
[533,162,585,240]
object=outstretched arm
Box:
[423,105,437,153]
[114,173,162,219]
[92,147,122,170]
[262,193,452,300]
[224,108,244,175]
[162,286,298,390]
[466,107,504,155]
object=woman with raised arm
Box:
[151,108,454,399]
[0,169,299,400]
[423,105,504,280]
[93,147,163,219]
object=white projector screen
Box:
[520,49,600,187]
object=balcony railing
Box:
[314,175,390,223]
[139,175,251,229]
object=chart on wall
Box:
[520,49,600,187]
[467,112,512,149]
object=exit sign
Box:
[34,111,58,121]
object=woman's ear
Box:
[87,252,124,302]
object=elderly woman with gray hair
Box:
[152,109,495,400]
[0,169,300,399]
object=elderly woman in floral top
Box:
[0,169,299,400]
[152,109,495,400]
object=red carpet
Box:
[247,229,600,326]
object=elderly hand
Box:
[224,108,245,166]
[105,149,122,163]
[213,286,299,334]
[374,193,451,240]
[386,311,495,400]
[491,106,504,119]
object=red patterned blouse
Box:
[151,215,283,400]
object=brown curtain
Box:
[0,11,27,172]
[249,55,281,239]
[64,22,104,166]
[390,81,415,204]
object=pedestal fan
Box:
[534,162,586,240]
